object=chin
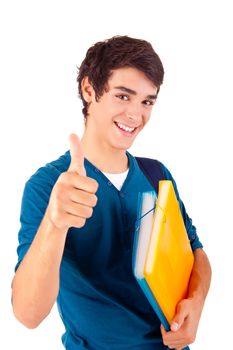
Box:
[113,141,135,151]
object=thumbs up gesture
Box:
[46,134,99,231]
[68,133,86,176]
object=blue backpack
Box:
[136,157,164,193]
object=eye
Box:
[143,99,155,106]
[116,94,129,101]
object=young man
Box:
[12,36,211,350]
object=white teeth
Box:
[116,122,135,132]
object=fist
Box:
[47,133,98,231]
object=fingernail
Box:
[171,322,179,331]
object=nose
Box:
[125,105,142,123]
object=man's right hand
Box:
[47,133,98,231]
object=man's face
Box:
[85,67,158,151]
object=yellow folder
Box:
[144,180,194,326]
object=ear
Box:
[81,77,95,103]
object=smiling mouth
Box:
[114,121,137,134]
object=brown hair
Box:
[77,35,164,119]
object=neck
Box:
[81,130,129,174]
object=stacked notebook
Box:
[133,180,194,331]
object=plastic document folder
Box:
[133,180,194,331]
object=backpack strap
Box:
[135,157,164,194]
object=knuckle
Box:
[91,194,98,206]
[188,335,195,344]
[59,171,74,186]
[177,300,184,309]
[55,182,66,199]
[76,218,86,228]
[182,298,189,306]
[90,178,99,192]
[183,330,195,344]
[80,205,92,218]
[86,207,93,218]
[161,337,168,346]
[58,172,68,182]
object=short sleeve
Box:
[15,166,60,272]
[160,162,203,252]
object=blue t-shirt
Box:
[15,151,203,350]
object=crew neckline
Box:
[83,151,135,193]
[84,151,131,175]
[102,168,129,176]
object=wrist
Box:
[42,210,68,239]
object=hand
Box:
[47,133,98,231]
[160,297,203,350]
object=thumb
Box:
[170,303,187,332]
[68,133,86,176]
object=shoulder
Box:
[132,154,174,181]
[24,150,70,196]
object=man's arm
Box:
[12,214,68,328]
[161,248,212,350]
[12,134,98,329]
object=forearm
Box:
[12,211,67,328]
[188,248,212,307]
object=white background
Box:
[0,0,232,349]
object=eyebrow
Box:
[114,86,158,100]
